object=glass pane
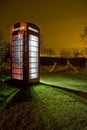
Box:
[29,68,38,74]
[29,35,38,41]
[30,73,38,79]
[12,34,23,80]
[28,34,39,79]
[12,57,23,62]
[12,74,23,80]
[29,62,38,68]
[29,57,38,62]
[12,63,23,68]
[12,51,22,58]
[29,40,38,47]
[29,51,38,57]
[29,46,38,52]
[12,34,23,45]
[12,68,23,74]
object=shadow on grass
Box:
[6,80,39,105]
[9,88,33,104]
[5,80,87,106]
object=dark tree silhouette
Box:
[0,31,10,75]
[59,48,71,58]
[0,31,10,62]
[81,27,87,57]
[81,27,87,44]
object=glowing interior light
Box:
[30,35,38,41]
[29,62,38,68]
[12,34,23,80]
[12,68,23,74]
[13,26,25,32]
[12,74,23,80]
[29,46,38,52]
[29,57,38,62]
[28,34,39,79]
[29,51,38,57]
[12,63,23,68]
[28,27,38,33]
[29,68,38,73]
[30,73,38,79]
[12,58,23,63]
[29,40,38,47]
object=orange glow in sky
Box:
[0,0,87,55]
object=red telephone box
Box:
[10,22,40,84]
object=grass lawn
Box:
[0,80,20,112]
[0,71,87,130]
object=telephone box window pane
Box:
[12,63,23,68]
[12,58,22,62]
[20,40,23,46]
[12,40,20,46]
[29,35,39,47]
[29,46,38,52]
[12,74,23,80]
[12,40,23,46]
[12,34,23,40]
[12,34,23,80]
[12,52,22,57]
[29,35,38,41]
[28,34,39,79]
[12,68,23,74]
[29,40,38,47]
[29,62,38,68]
[29,68,38,74]
[12,63,19,68]
[29,57,38,62]
[12,63,22,68]
[30,73,38,79]
[12,45,22,52]
[29,51,38,57]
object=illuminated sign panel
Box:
[13,26,25,32]
[10,22,40,84]
[28,27,38,33]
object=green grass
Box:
[0,72,87,129]
[31,84,87,129]
[40,72,87,92]
[0,81,20,112]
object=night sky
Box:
[0,0,87,54]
